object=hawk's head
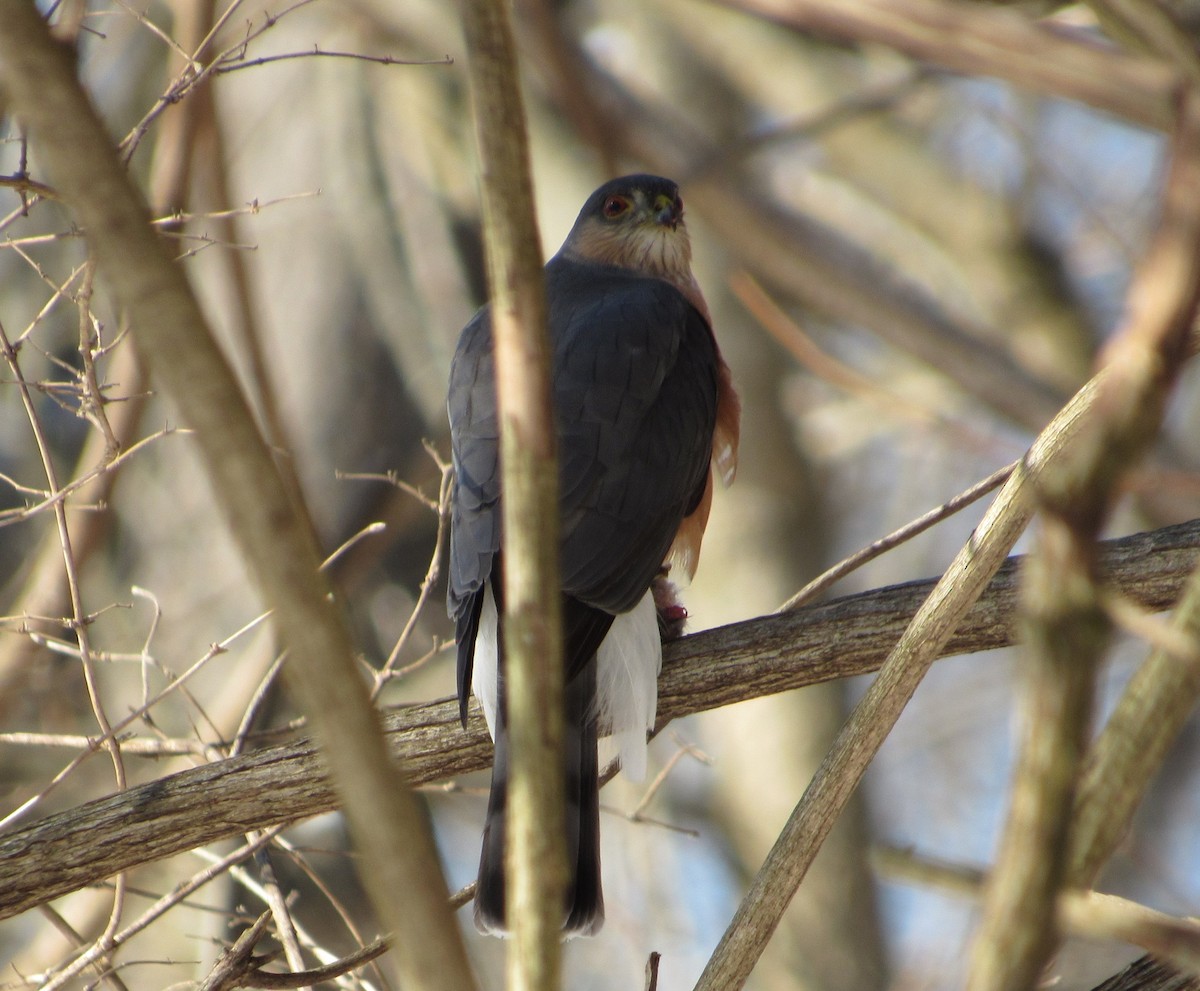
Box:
[559,174,692,285]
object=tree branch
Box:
[461,0,566,977]
[0,518,1196,921]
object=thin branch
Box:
[1100,590,1200,663]
[0,170,58,199]
[1062,894,1200,975]
[9,247,89,346]
[0,425,185,529]
[239,937,388,991]
[196,910,275,991]
[0,313,129,962]
[242,935,388,988]
[375,461,451,691]
[198,847,383,991]
[148,191,321,227]
[0,597,270,833]
[337,468,439,512]
[111,0,194,65]
[248,843,308,988]
[37,830,281,991]
[211,46,452,74]
[779,460,1016,611]
[0,732,209,755]
[113,4,445,163]
[268,835,391,991]
[33,902,132,991]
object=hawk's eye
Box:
[601,195,631,219]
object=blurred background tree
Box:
[1,1,1199,989]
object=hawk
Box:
[448,174,739,935]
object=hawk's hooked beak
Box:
[652,192,682,230]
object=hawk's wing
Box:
[448,257,718,711]
[549,260,717,612]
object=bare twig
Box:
[0,313,129,965]
[33,902,132,991]
[197,911,275,991]
[337,468,440,512]
[112,3,446,162]
[38,830,282,991]
[200,847,387,991]
[372,457,453,697]
[0,731,210,755]
[249,844,308,989]
[0,600,271,833]
[111,0,194,65]
[73,258,119,459]
[239,936,389,990]
[779,460,1017,611]
[1100,590,1200,664]
[7,246,90,347]
[0,170,58,199]
[211,46,452,74]
[1062,894,1200,975]
[626,738,712,829]
[268,835,391,991]
[0,426,183,529]
[148,191,321,227]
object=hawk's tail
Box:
[474,656,604,937]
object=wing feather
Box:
[447,257,718,713]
